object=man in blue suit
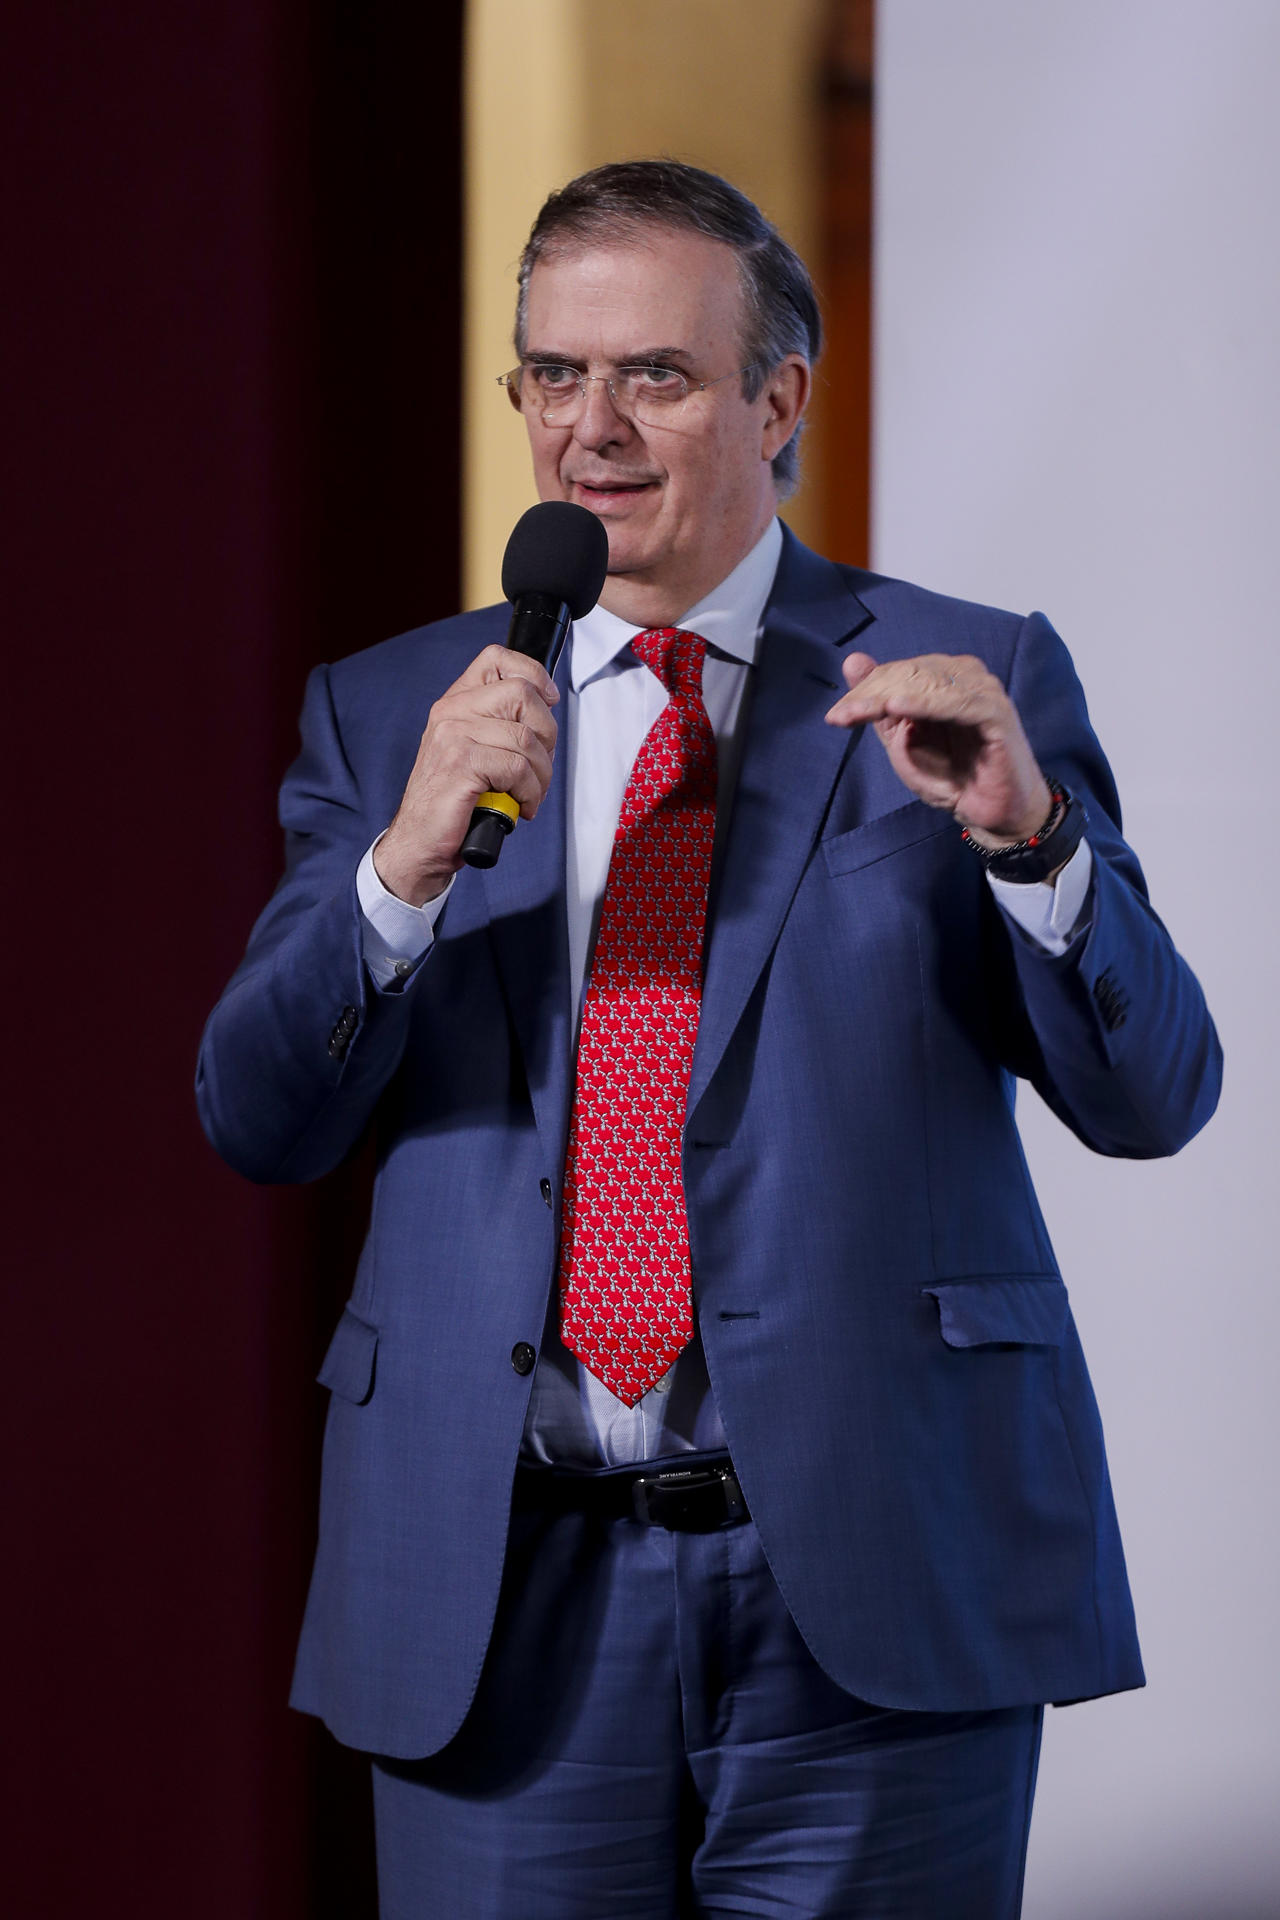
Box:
[198,162,1221,1917]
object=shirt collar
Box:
[569,516,784,693]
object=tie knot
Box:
[631,627,707,696]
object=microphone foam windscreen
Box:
[501,501,610,619]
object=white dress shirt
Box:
[355,520,1093,1464]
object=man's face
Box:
[520,228,801,622]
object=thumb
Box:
[841,650,877,692]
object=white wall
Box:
[875,4,1280,1913]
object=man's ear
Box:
[760,355,811,463]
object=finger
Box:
[827,657,996,729]
[490,678,561,754]
[841,650,878,692]
[463,719,556,808]
[465,733,556,819]
[439,674,560,754]
[824,651,880,724]
[455,644,560,707]
[872,718,966,804]
[827,656,942,727]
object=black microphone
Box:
[460,501,610,870]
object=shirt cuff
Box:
[356,836,455,988]
[986,837,1093,957]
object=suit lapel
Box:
[476,641,575,1173]
[689,533,875,1119]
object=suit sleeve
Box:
[994,611,1222,1157]
[196,663,422,1183]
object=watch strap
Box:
[961,780,1086,884]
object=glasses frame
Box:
[497,360,759,425]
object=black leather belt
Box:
[515,1453,749,1532]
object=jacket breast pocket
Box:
[822,802,953,877]
[317,1303,380,1404]
[922,1276,1070,1348]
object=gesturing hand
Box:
[374,645,560,906]
[825,651,1052,847]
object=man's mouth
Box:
[568,476,657,502]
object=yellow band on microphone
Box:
[474,790,520,824]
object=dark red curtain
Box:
[5,5,462,1912]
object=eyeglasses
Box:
[498,360,758,427]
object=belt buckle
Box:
[631,1464,746,1529]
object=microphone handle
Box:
[459,593,572,870]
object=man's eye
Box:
[616,365,687,406]
[530,364,577,391]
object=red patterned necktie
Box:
[558,627,717,1405]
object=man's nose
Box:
[572,376,633,449]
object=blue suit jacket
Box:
[197,530,1221,1759]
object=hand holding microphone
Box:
[372,503,608,906]
[460,501,609,868]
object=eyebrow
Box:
[522,345,696,368]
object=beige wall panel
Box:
[465,0,825,608]
[464,0,591,610]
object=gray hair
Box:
[515,159,822,497]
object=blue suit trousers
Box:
[371,1493,1043,1918]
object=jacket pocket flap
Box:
[317,1304,379,1403]
[822,803,952,877]
[923,1276,1069,1348]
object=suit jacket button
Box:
[510,1341,537,1376]
[539,1179,553,1207]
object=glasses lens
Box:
[619,366,689,425]
[500,365,694,424]
[521,365,583,421]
